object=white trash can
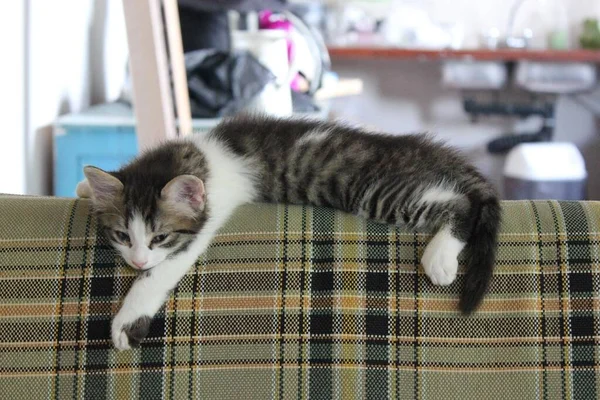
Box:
[504,143,587,200]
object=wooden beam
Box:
[122,0,176,150]
[162,0,192,137]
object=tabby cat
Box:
[78,115,500,350]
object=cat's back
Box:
[207,114,326,155]
[207,114,462,166]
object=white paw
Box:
[421,225,465,286]
[76,179,92,198]
[111,310,151,351]
[113,329,131,351]
[422,244,459,285]
[111,313,132,351]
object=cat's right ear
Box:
[83,166,123,206]
[161,175,206,217]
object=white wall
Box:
[25,0,128,195]
[328,1,600,199]
[0,2,26,194]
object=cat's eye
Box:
[151,234,169,244]
[114,230,130,243]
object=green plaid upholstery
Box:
[0,196,598,400]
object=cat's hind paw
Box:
[421,225,465,286]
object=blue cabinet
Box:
[54,126,138,197]
[53,103,144,197]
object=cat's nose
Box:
[132,259,147,269]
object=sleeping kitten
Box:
[79,115,500,350]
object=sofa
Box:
[0,195,598,399]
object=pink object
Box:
[259,10,302,90]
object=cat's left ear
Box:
[161,175,206,215]
[83,166,124,206]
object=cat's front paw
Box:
[76,179,92,198]
[111,312,152,351]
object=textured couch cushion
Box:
[0,196,598,399]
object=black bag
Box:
[185,49,274,117]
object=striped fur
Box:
[210,116,501,313]
[82,114,500,349]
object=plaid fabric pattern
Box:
[0,196,598,400]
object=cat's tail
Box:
[459,196,501,314]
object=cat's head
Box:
[81,166,208,270]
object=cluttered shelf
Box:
[327,47,600,63]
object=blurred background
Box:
[1,0,600,201]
